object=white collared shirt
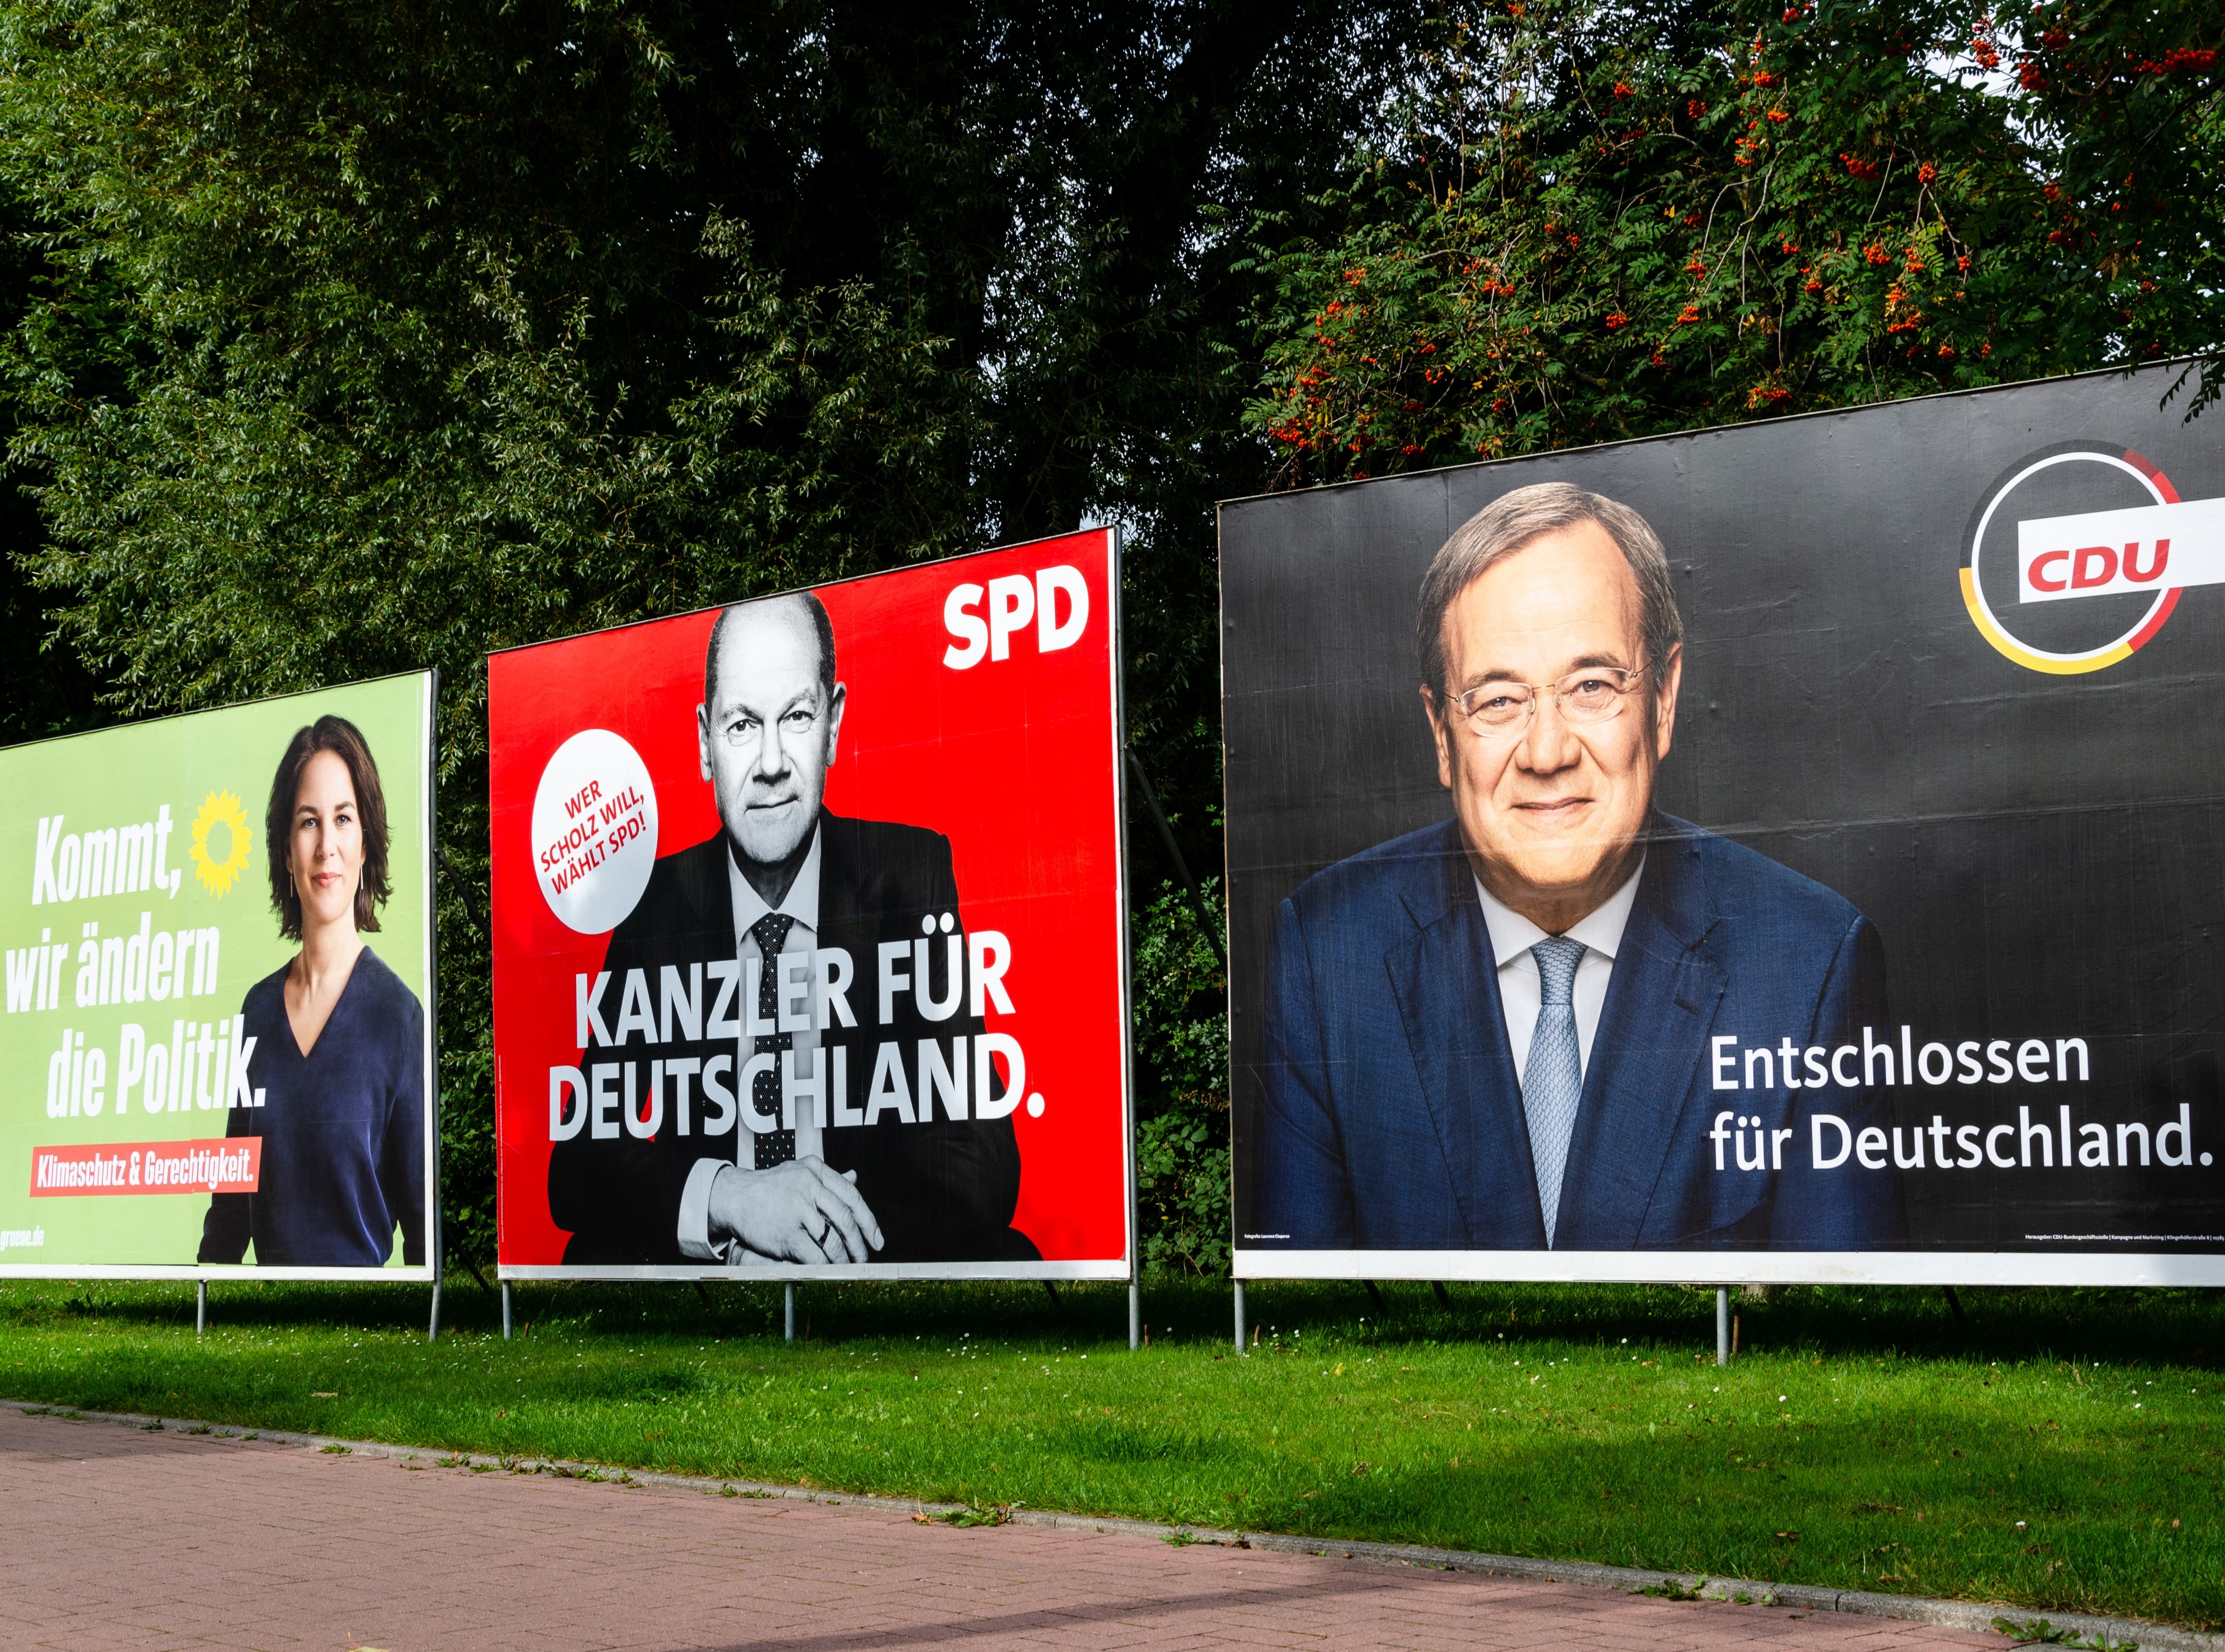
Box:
[677,826,823,1261]
[1473,856,1644,1082]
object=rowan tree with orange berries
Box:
[1244,0,2221,483]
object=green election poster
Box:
[0,674,435,1277]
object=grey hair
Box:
[1415,481,1683,695]
[705,591,837,711]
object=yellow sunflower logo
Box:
[189,790,253,896]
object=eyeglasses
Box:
[717,706,822,749]
[1446,666,1649,736]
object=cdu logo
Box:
[1960,441,2225,674]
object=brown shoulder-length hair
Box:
[266,715,392,942]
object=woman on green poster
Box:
[198,716,426,1268]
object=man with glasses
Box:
[1256,482,1904,1252]
[548,591,1033,1267]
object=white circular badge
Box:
[531,729,659,934]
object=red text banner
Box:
[31,1139,261,1197]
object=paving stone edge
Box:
[7,1398,2210,1651]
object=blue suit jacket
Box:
[1256,815,1906,1251]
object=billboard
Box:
[1221,363,2225,1285]
[0,674,437,1279]
[490,531,1133,1279]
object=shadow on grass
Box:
[1229,1279,2225,1370]
[12,1276,2223,1372]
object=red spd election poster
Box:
[490,531,1132,1279]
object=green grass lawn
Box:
[3,1275,2218,1630]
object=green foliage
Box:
[1994,1617,2141,1649]
[1242,0,2223,481]
[0,179,94,744]
[1131,880,1230,1277]
[2007,0,2225,417]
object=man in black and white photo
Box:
[547,592,1034,1266]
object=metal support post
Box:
[1716,1287,1730,1366]
[1129,1281,1141,1351]
[501,1281,513,1340]
[428,1275,442,1342]
[196,1280,206,1337]
[784,1284,797,1344]
[1233,1280,1247,1354]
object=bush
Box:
[1131,879,1230,1277]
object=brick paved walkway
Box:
[0,1406,2000,1651]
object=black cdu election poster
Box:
[1220,362,2225,1284]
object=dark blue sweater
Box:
[198,948,427,1268]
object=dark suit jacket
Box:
[547,812,1031,1265]
[1256,814,1905,1250]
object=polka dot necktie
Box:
[750,913,796,1170]
[1522,936,1586,1249]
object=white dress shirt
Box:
[677,827,823,1261]
[1473,856,1644,1082]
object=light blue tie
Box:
[1523,936,1586,1248]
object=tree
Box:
[1241,0,2222,483]
[0,179,97,744]
[2006,0,2225,415]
